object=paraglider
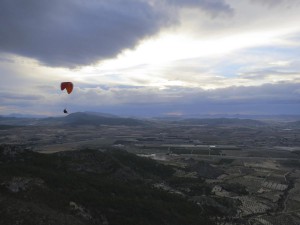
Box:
[61,82,73,94]
[61,82,73,113]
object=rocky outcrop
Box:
[2,177,44,193]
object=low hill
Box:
[83,111,119,118]
[64,112,145,126]
[185,159,224,179]
[0,112,145,127]
[0,145,215,225]
[0,116,40,126]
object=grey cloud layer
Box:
[1,79,299,115]
[50,82,300,115]
[0,0,232,67]
[164,0,232,14]
[0,92,42,101]
[250,0,300,7]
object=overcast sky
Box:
[0,0,300,117]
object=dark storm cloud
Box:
[0,0,167,67]
[0,0,233,68]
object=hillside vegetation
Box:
[0,145,215,225]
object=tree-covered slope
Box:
[0,145,214,225]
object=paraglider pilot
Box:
[61,82,73,114]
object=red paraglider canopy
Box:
[61,82,73,94]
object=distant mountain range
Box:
[62,112,144,126]
[83,111,119,118]
[1,111,119,119]
[0,112,144,126]
[155,114,300,122]
[2,113,47,118]
[1,112,300,127]
[2,112,300,120]
[173,118,267,127]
